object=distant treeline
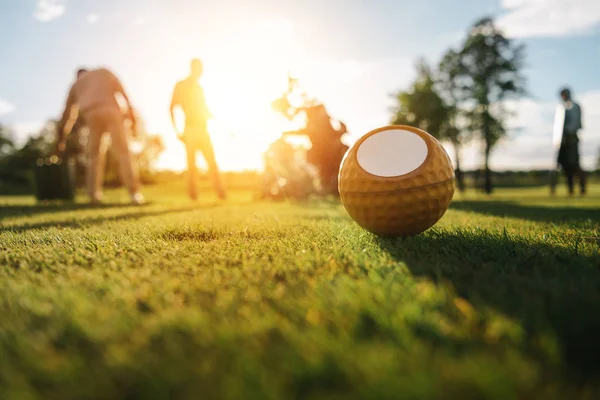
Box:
[0,119,164,196]
[2,166,597,196]
[463,169,599,189]
[150,168,600,190]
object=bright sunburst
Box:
[154,17,304,172]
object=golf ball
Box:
[338,125,455,237]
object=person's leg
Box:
[556,146,567,196]
[96,134,109,198]
[186,144,199,200]
[84,111,107,203]
[563,167,575,196]
[549,169,558,196]
[105,109,143,203]
[199,136,226,200]
[574,143,586,195]
[578,166,587,195]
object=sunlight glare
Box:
[155,17,302,172]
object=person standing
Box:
[56,68,144,205]
[170,59,226,200]
[556,87,586,196]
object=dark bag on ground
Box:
[34,155,75,201]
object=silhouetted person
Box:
[56,68,144,205]
[170,59,226,200]
[556,87,586,196]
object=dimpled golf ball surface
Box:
[339,125,455,237]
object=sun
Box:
[201,67,291,172]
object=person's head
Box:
[190,59,203,80]
[560,87,571,102]
[76,68,89,79]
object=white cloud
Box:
[497,0,600,37]
[503,98,555,138]
[87,13,99,24]
[133,16,147,26]
[33,0,66,22]
[0,98,16,115]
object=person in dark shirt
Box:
[556,87,586,196]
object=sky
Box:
[0,0,599,172]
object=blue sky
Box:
[1,0,599,171]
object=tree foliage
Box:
[391,60,448,134]
[392,17,526,193]
[0,111,165,193]
[453,17,526,193]
[390,60,467,191]
[0,124,15,158]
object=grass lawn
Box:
[1,182,599,399]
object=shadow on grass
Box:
[378,230,600,379]
[451,200,600,226]
[0,202,133,219]
[301,215,348,223]
[0,204,219,233]
[297,197,342,208]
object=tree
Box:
[0,124,16,186]
[0,124,15,158]
[0,121,56,187]
[453,17,526,193]
[391,61,447,134]
[390,60,467,191]
[135,134,166,183]
[9,121,55,169]
[437,50,470,191]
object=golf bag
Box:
[34,155,76,202]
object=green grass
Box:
[1,182,599,399]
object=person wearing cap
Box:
[56,67,145,205]
[557,87,586,196]
[170,59,226,200]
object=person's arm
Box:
[282,128,306,137]
[576,103,583,131]
[113,76,137,134]
[55,87,77,154]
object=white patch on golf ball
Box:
[357,129,428,177]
